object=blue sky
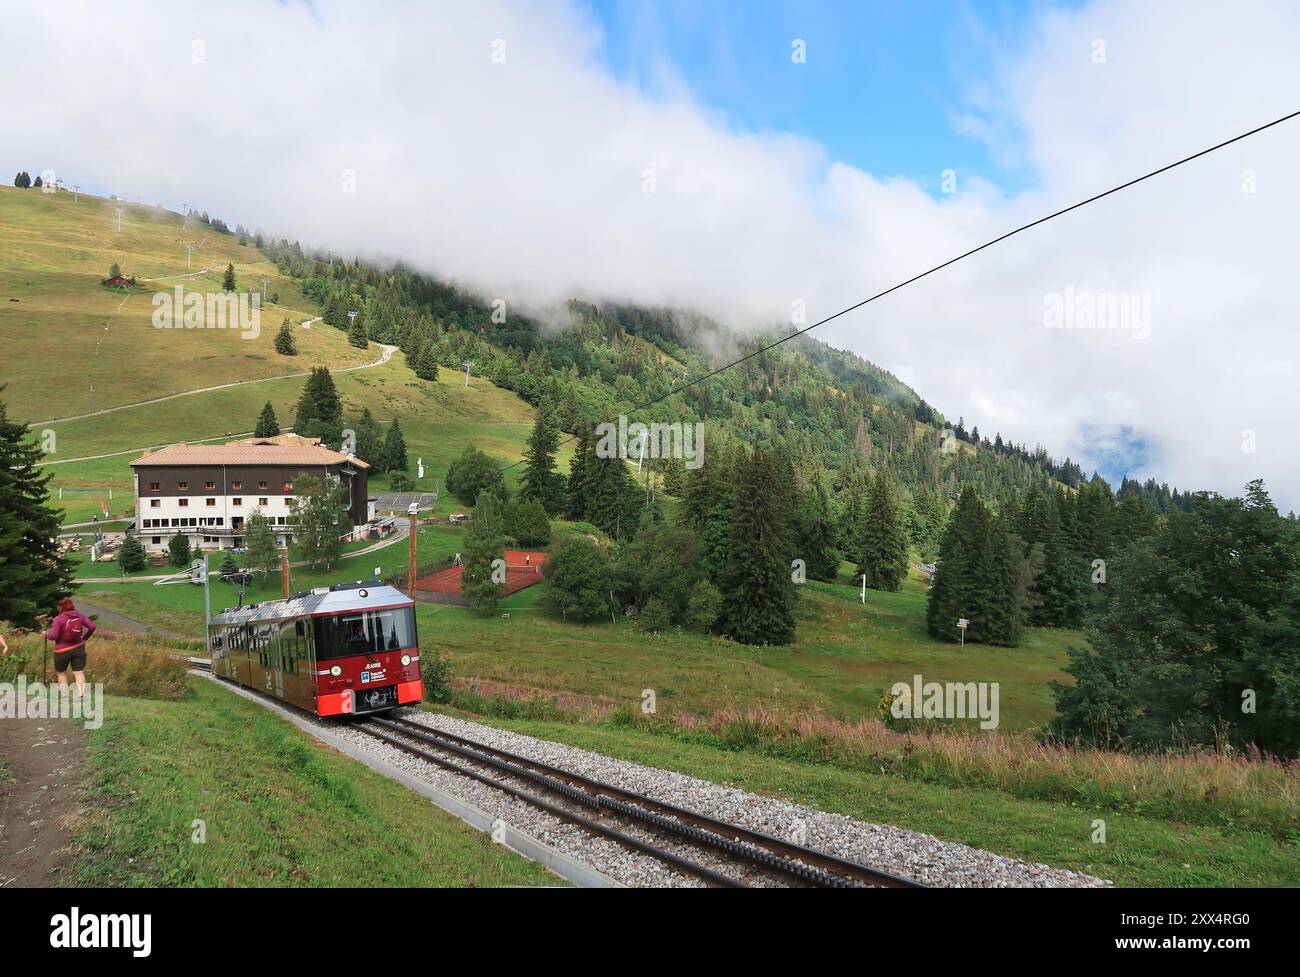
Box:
[584,0,1074,197]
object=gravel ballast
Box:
[326,707,1109,888]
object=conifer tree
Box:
[382,419,407,474]
[219,550,240,577]
[0,392,71,625]
[254,402,280,438]
[926,487,990,642]
[858,470,909,591]
[520,401,562,514]
[565,427,590,521]
[796,473,840,582]
[223,263,236,291]
[274,319,297,355]
[717,449,796,645]
[347,311,369,349]
[117,534,147,574]
[168,532,192,568]
[462,492,506,614]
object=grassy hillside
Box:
[0,184,371,422]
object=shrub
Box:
[0,630,187,700]
[420,652,453,703]
[637,598,674,633]
[685,580,722,633]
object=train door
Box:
[277,618,308,709]
[227,625,252,686]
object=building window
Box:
[177,482,188,491]
[152,537,161,545]
[148,482,160,492]
[282,481,293,492]
[232,498,242,506]
[149,499,160,508]
[206,498,216,507]
[205,481,216,490]
[179,498,189,508]
[259,497,269,507]
[258,481,268,490]
[231,481,242,490]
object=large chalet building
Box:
[129,434,373,552]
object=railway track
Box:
[354,711,926,889]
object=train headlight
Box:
[401,654,411,667]
[330,665,342,677]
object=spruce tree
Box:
[926,487,990,642]
[0,393,71,625]
[223,263,236,291]
[168,532,192,568]
[858,470,909,591]
[796,474,840,582]
[255,402,280,437]
[520,402,561,514]
[347,311,369,349]
[382,419,407,474]
[351,408,383,466]
[117,534,147,574]
[219,550,240,576]
[274,319,297,355]
[717,449,796,645]
[565,428,590,521]
[461,492,505,614]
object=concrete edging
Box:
[193,670,623,888]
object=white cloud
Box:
[2,0,1297,507]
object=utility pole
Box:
[407,502,419,599]
[72,184,79,202]
[185,244,193,269]
[462,359,473,387]
[347,310,358,332]
[202,554,212,656]
[262,277,269,300]
[115,207,123,232]
[280,547,290,599]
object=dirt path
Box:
[33,341,398,427]
[0,708,88,888]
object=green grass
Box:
[0,185,373,423]
[423,706,1300,887]
[80,555,1072,728]
[73,677,559,886]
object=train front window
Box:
[314,607,416,661]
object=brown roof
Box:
[130,441,371,469]
[235,434,322,447]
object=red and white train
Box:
[208,582,423,716]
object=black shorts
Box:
[53,644,87,673]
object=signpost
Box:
[957,617,970,647]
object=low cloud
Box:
[2,0,1297,507]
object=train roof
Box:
[210,583,413,627]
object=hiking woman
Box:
[45,598,96,697]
